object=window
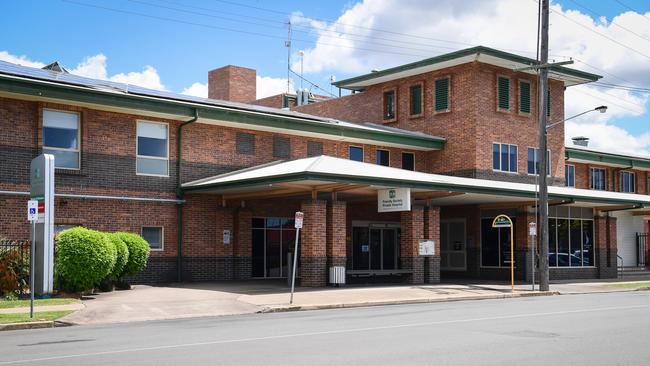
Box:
[307,141,323,157]
[142,226,163,250]
[402,152,415,171]
[376,149,389,166]
[497,76,510,111]
[527,147,551,176]
[349,146,363,162]
[434,77,449,112]
[519,80,531,114]
[136,121,168,176]
[273,136,290,158]
[565,164,575,187]
[42,109,80,169]
[590,168,606,190]
[492,143,517,173]
[236,132,255,154]
[621,171,635,193]
[409,84,422,116]
[548,207,594,267]
[383,90,396,120]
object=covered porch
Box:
[180,156,650,286]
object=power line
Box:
[565,0,650,43]
[593,82,650,93]
[572,86,646,114]
[612,0,650,22]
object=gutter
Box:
[176,109,199,282]
[0,190,183,203]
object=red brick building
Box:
[1,46,648,286]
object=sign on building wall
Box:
[30,154,55,295]
[377,188,411,212]
[419,240,435,256]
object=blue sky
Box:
[2,0,649,155]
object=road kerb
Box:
[0,321,54,331]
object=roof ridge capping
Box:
[333,45,602,90]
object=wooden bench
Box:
[346,269,413,278]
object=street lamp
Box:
[537,105,607,292]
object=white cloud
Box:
[0,51,45,68]
[257,75,292,99]
[294,0,650,155]
[181,82,208,98]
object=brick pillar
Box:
[326,201,347,269]
[233,208,252,279]
[400,206,424,284]
[595,214,618,279]
[300,200,327,287]
[423,206,441,284]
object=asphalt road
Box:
[1,291,650,366]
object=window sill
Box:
[433,109,450,115]
[383,117,397,123]
[55,168,84,176]
[408,113,424,119]
[136,173,170,178]
[492,170,519,175]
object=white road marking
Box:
[2,303,650,365]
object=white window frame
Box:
[526,147,551,176]
[349,145,364,162]
[565,164,575,187]
[492,142,518,174]
[590,167,606,190]
[42,109,81,171]
[142,226,164,251]
[136,120,169,177]
[620,171,636,193]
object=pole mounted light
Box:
[546,105,608,130]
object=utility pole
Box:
[537,0,550,292]
[285,21,292,94]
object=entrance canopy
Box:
[182,155,650,208]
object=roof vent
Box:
[572,136,589,147]
[42,61,69,74]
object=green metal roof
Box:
[334,46,601,89]
[565,147,650,170]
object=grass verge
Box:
[607,281,650,289]
[0,310,73,324]
[0,298,80,309]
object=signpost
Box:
[492,214,515,292]
[529,222,537,291]
[30,154,55,296]
[418,240,436,256]
[27,200,38,318]
[289,211,304,304]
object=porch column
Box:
[423,205,441,284]
[595,214,618,279]
[216,206,235,280]
[300,200,327,287]
[400,206,425,284]
[233,208,252,279]
[326,200,347,269]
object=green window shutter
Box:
[498,76,510,110]
[410,85,422,115]
[519,81,531,114]
[546,89,551,117]
[434,77,449,112]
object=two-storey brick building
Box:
[1,46,648,286]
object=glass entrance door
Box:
[252,217,299,278]
[441,220,466,271]
[352,225,399,270]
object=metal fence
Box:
[637,233,648,267]
[0,239,30,297]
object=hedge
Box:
[105,233,129,279]
[115,232,150,277]
[56,227,116,292]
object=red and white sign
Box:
[294,211,304,229]
[528,222,537,236]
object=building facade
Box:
[1,46,648,286]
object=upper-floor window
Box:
[497,76,510,111]
[42,109,80,170]
[409,84,422,116]
[565,164,575,187]
[527,147,551,176]
[434,77,450,112]
[349,146,363,162]
[620,171,635,193]
[307,141,323,157]
[376,149,389,166]
[273,136,290,159]
[383,90,396,120]
[590,168,606,190]
[402,152,415,171]
[519,80,531,114]
[493,143,517,173]
[136,121,168,176]
[236,132,255,155]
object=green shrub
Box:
[114,232,150,277]
[0,242,29,297]
[55,227,116,292]
[105,233,129,279]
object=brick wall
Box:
[400,206,425,284]
[300,200,327,287]
[572,161,649,195]
[326,201,347,268]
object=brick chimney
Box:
[208,65,256,103]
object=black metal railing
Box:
[0,239,30,297]
[637,233,648,267]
